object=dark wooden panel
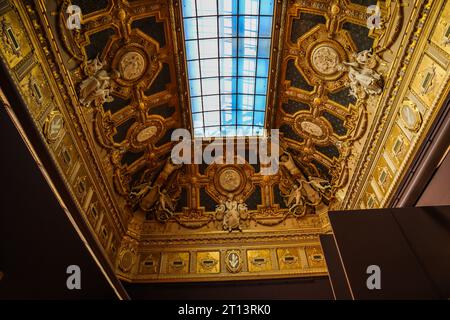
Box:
[124,277,334,300]
[320,234,352,300]
[329,210,439,299]
[393,206,450,298]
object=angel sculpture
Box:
[353,49,375,67]
[284,184,306,217]
[337,50,383,99]
[155,187,176,222]
[279,152,302,176]
[215,197,248,232]
[129,183,153,207]
[237,199,249,219]
[215,201,226,217]
[307,176,332,192]
[84,55,103,76]
[79,56,114,107]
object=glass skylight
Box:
[182,0,275,137]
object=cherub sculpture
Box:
[284,184,306,217]
[307,176,332,192]
[215,197,248,232]
[79,56,114,107]
[155,187,176,222]
[337,50,383,99]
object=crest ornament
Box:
[225,250,243,273]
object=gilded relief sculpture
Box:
[129,158,183,222]
[338,50,384,99]
[285,184,305,216]
[215,196,249,232]
[279,152,330,216]
[79,56,115,107]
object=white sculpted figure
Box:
[156,187,176,222]
[215,197,248,232]
[131,158,183,213]
[79,56,114,107]
[338,50,383,99]
[279,152,302,176]
[285,184,305,216]
[307,176,332,192]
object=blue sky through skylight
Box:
[182,0,275,137]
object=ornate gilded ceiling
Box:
[1,0,449,282]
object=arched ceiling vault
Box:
[1,0,448,282]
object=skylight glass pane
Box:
[198,17,217,38]
[182,0,274,137]
[191,97,202,113]
[185,41,198,60]
[187,61,200,79]
[200,59,219,77]
[182,0,196,17]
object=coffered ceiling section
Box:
[2,0,447,282]
[57,0,185,204]
[273,0,385,201]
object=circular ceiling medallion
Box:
[300,121,324,137]
[311,45,340,76]
[136,125,158,143]
[119,51,146,81]
[293,115,331,144]
[129,117,164,150]
[218,168,242,192]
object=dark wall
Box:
[0,105,117,299]
[326,207,450,299]
[417,151,450,206]
[124,277,333,300]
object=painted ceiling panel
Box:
[2,0,447,283]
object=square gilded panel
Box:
[87,200,101,228]
[19,66,52,117]
[361,184,379,209]
[57,135,77,174]
[305,246,326,268]
[99,224,109,247]
[0,11,33,68]
[140,253,161,274]
[374,156,393,192]
[277,248,301,270]
[165,252,190,274]
[247,249,272,272]
[196,251,220,274]
[385,124,409,167]
[411,55,447,107]
[430,0,450,56]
